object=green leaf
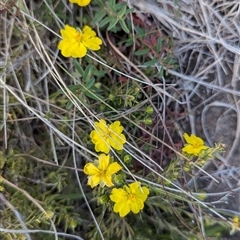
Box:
[134,48,150,56]
[135,26,145,36]
[125,8,134,15]
[99,16,113,28]
[119,19,130,33]
[124,38,133,47]
[91,9,107,26]
[92,68,107,77]
[158,66,164,78]
[115,2,127,11]
[106,0,117,13]
[73,59,83,76]
[84,78,95,89]
[66,101,73,109]
[85,91,103,101]
[144,58,159,67]
[68,84,81,91]
[156,38,163,53]
[116,4,126,18]
[82,65,92,83]
[107,18,119,31]
[0,152,7,169]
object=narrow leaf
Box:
[157,38,163,53]
[83,65,92,83]
[91,9,107,26]
[144,58,159,67]
[73,59,83,76]
[134,48,150,56]
[107,18,119,31]
[119,19,130,33]
[99,16,112,28]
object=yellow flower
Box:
[110,182,149,217]
[90,119,126,154]
[230,216,240,235]
[69,0,91,7]
[182,133,208,156]
[84,154,122,188]
[58,25,102,58]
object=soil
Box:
[189,63,240,239]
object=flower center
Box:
[128,193,136,201]
[101,170,106,178]
[98,169,106,177]
[192,141,201,148]
[75,32,82,42]
[102,129,111,140]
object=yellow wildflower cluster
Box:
[83,119,149,217]
[57,1,102,58]
[58,0,149,219]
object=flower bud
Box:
[109,94,115,101]
[100,104,106,111]
[134,87,140,94]
[70,218,78,229]
[95,83,101,89]
[98,195,109,205]
[145,106,154,114]
[113,173,126,186]
[124,154,132,165]
[144,118,153,125]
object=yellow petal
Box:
[82,37,102,50]
[71,42,87,58]
[182,144,194,154]
[182,144,205,156]
[95,119,108,132]
[95,140,110,154]
[87,175,100,188]
[129,198,143,213]
[83,163,99,175]
[69,0,91,7]
[183,133,191,144]
[136,186,150,202]
[114,201,130,217]
[128,182,149,201]
[58,38,86,58]
[60,25,77,39]
[109,134,126,150]
[128,181,141,193]
[101,173,114,187]
[107,162,122,175]
[82,25,97,37]
[58,39,76,57]
[109,121,126,150]
[98,154,110,170]
[191,134,204,145]
[90,130,99,144]
[110,121,123,134]
[110,188,128,202]
[183,133,204,146]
